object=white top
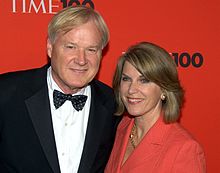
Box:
[47,67,91,173]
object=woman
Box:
[105,42,206,173]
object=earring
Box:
[161,94,166,100]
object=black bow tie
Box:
[53,89,88,111]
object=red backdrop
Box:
[0,0,219,172]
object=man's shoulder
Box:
[0,65,48,90]
[0,65,48,80]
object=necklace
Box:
[129,123,137,149]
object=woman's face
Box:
[120,61,163,119]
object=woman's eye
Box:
[140,78,150,83]
[121,76,130,81]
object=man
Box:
[0,6,120,173]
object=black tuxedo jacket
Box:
[0,65,121,173]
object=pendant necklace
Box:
[129,123,137,149]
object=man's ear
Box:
[47,38,52,58]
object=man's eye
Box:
[66,46,73,49]
[87,48,98,54]
[65,45,77,49]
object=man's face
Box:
[47,21,102,94]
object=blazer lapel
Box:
[111,117,134,173]
[78,83,110,173]
[25,85,61,173]
[122,116,171,171]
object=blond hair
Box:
[48,6,109,48]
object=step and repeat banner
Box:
[0,0,219,172]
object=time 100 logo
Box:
[171,52,204,68]
[60,0,94,8]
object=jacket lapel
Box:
[110,116,134,173]
[25,71,60,173]
[122,116,171,172]
[78,82,110,173]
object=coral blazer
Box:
[105,115,206,173]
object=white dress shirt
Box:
[47,67,91,173]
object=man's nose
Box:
[74,48,87,65]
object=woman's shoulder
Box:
[166,123,206,172]
[167,123,203,150]
[171,123,195,139]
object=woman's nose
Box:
[128,82,138,94]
